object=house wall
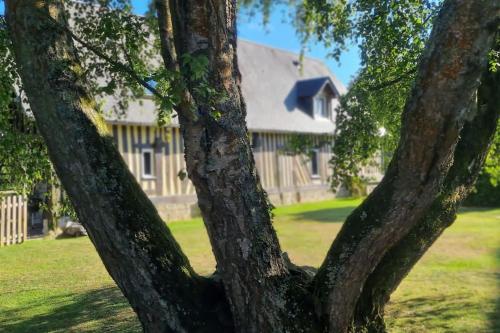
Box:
[108,123,337,220]
[251,132,335,205]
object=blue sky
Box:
[236,8,360,85]
[0,1,360,85]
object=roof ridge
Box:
[237,38,327,65]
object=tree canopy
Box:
[0,14,51,193]
[242,0,500,193]
[2,1,499,332]
[2,0,499,195]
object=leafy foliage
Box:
[69,1,228,124]
[69,1,167,118]
[484,126,500,187]
[463,172,500,207]
[301,0,440,188]
[468,122,500,207]
[239,0,440,187]
[241,0,499,198]
[0,14,52,194]
[483,44,500,189]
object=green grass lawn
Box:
[0,198,499,332]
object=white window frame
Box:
[141,148,156,179]
[310,149,320,178]
[314,96,328,120]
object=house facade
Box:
[104,40,378,220]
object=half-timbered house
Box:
[104,40,380,220]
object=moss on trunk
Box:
[6,1,232,331]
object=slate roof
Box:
[296,77,338,98]
[105,39,347,134]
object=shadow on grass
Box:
[458,205,500,214]
[0,287,140,333]
[389,294,487,331]
[288,203,497,224]
[288,205,358,223]
[490,249,500,332]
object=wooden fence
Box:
[0,193,28,247]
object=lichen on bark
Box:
[5,0,499,332]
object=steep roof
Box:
[296,77,338,98]
[105,40,347,134]
[239,40,345,134]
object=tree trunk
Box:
[353,62,500,332]
[313,1,499,331]
[6,0,499,332]
[155,1,312,332]
[6,2,231,332]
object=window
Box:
[141,148,155,178]
[311,149,320,177]
[314,96,328,119]
[251,133,260,149]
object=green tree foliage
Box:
[0,0,219,193]
[3,0,498,202]
[482,45,500,188]
[0,14,52,193]
[69,1,226,124]
[0,0,167,193]
[69,1,168,118]
[242,0,500,202]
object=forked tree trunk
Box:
[154,1,305,332]
[353,62,500,332]
[312,1,498,330]
[6,0,499,332]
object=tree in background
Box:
[3,1,499,332]
[0,16,52,194]
[243,0,500,200]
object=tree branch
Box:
[6,1,230,331]
[313,1,500,331]
[155,1,303,332]
[367,68,416,91]
[154,0,179,73]
[45,13,166,100]
[353,45,500,332]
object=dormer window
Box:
[296,77,338,121]
[314,96,328,119]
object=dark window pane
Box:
[143,151,152,176]
[252,133,260,148]
[311,150,319,176]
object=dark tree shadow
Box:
[458,205,499,332]
[389,294,489,332]
[489,249,500,333]
[289,203,497,224]
[287,205,358,223]
[458,205,500,214]
[0,287,140,333]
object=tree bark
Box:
[353,62,500,332]
[6,2,230,332]
[6,0,499,332]
[154,1,314,332]
[313,1,499,332]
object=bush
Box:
[464,172,500,207]
[344,176,368,198]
